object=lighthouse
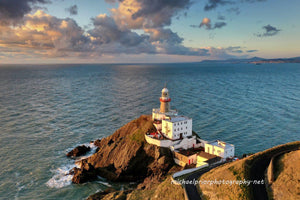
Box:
[152,87,192,140]
[160,87,171,113]
[152,87,178,130]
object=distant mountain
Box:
[201,56,300,64]
[249,57,300,64]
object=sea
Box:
[0,63,299,200]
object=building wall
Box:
[197,156,208,163]
[225,146,235,158]
[174,158,186,167]
[174,152,189,164]
[162,118,192,140]
[144,135,174,147]
[172,137,197,150]
[187,154,197,165]
[174,152,197,165]
[152,110,166,121]
[160,101,170,113]
[196,161,209,168]
[205,143,235,158]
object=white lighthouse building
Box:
[146,87,235,167]
[152,87,192,140]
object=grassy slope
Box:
[271,150,300,200]
[199,141,300,200]
[126,175,185,200]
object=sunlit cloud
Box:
[65,5,78,16]
[0,0,280,63]
[191,18,227,30]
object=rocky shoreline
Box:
[66,115,183,199]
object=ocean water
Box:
[0,63,299,199]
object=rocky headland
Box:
[66,115,300,200]
[68,115,184,199]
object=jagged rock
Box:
[86,188,116,200]
[93,139,102,147]
[71,115,174,184]
[71,160,98,184]
[87,188,132,200]
[66,145,91,157]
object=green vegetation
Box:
[129,119,155,144]
[130,120,155,144]
[130,129,146,144]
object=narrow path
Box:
[249,157,270,200]
[250,148,299,200]
[184,163,225,200]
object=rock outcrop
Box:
[71,115,175,185]
[86,188,133,200]
[66,145,91,157]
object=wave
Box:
[46,142,98,189]
[46,164,75,189]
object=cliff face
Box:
[72,115,175,184]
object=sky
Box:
[0,0,299,64]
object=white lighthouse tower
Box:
[152,87,192,140]
[160,87,171,113]
[152,87,178,131]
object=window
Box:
[186,127,187,129]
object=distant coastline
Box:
[201,56,300,64]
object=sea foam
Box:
[46,164,75,188]
[46,142,98,189]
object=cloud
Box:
[0,10,91,57]
[0,0,49,25]
[226,46,243,53]
[244,0,267,3]
[88,14,156,54]
[88,15,209,56]
[227,7,240,15]
[203,47,239,60]
[0,9,212,59]
[192,18,227,30]
[65,5,78,15]
[247,49,258,53]
[204,0,233,11]
[200,18,212,29]
[145,28,183,44]
[110,0,192,29]
[145,28,209,56]
[214,22,227,29]
[204,0,267,13]
[1,1,259,62]
[256,24,281,37]
[217,15,226,20]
